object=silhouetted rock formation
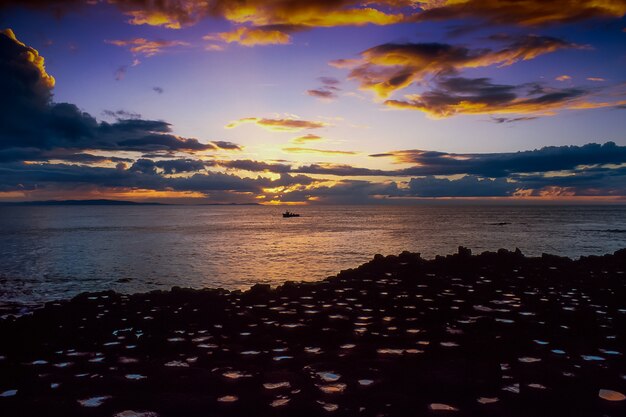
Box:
[0,248,624,417]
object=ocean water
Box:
[0,204,625,308]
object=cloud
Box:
[106,38,189,57]
[384,76,588,118]
[306,88,338,99]
[0,148,134,164]
[225,117,329,131]
[277,179,400,204]
[153,86,164,94]
[319,76,340,85]
[417,0,626,26]
[0,30,240,155]
[407,175,514,197]
[291,134,323,144]
[134,158,208,175]
[295,163,388,176]
[0,161,308,193]
[369,142,626,178]
[282,147,357,155]
[587,77,606,82]
[212,141,242,150]
[2,28,626,202]
[1,1,416,30]
[218,159,293,173]
[333,35,581,98]
[102,109,142,120]
[204,27,291,47]
[307,76,342,100]
[212,1,408,28]
[490,116,539,123]
[0,28,55,106]
[6,0,626,33]
[115,65,128,81]
[556,74,572,81]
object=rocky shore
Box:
[0,248,624,417]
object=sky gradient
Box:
[1,1,626,204]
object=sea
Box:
[1,204,625,310]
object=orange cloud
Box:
[218,2,406,27]
[291,134,324,144]
[9,0,626,31]
[383,76,626,118]
[334,35,580,98]
[282,147,357,155]
[556,75,572,81]
[106,38,189,57]
[204,27,290,47]
[226,117,329,131]
[1,28,55,89]
[417,0,626,26]
[587,77,606,82]
[108,0,206,29]
[106,1,411,30]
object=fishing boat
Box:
[282,211,300,218]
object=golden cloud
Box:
[108,0,206,29]
[226,117,329,131]
[291,134,324,144]
[108,0,626,30]
[334,36,581,98]
[383,77,626,118]
[282,147,357,155]
[106,38,189,57]
[204,27,291,47]
[217,2,407,27]
[417,0,626,26]
[1,28,55,89]
[105,1,412,30]
[8,0,626,31]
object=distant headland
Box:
[0,200,261,206]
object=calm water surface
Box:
[1,205,625,307]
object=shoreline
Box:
[0,247,624,416]
[2,247,624,317]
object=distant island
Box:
[0,199,261,206]
[0,199,167,206]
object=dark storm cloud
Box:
[278,180,400,204]
[333,35,580,98]
[102,109,142,120]
[155,159,207,174]
[219,159,293,173]
[0,148,134,164]
[295,163,389,177]
[369,142,626,178]
[0,30,241,155]
[384,77,587,118]
[407,176,514,197]
[0,161,317,194]
[129,158,207,175]
[212,141,243,150]
[510,166,626,196]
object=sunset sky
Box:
[1,1,626,204]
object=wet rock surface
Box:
[0,248,625,417]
